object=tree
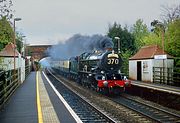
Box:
[107,22,136,53]
[160,4,180,67]
[107,22,136,75]
[166,19,180,66]
[121,50,132,76]
[0,16,14,50]
[0,0,14,51]
[151,20,166,52]
[143,33,161,46]
[131,19,149,50]
[16,32,24,53]
[161,4,180,24]
[0,0,13,20]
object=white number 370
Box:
[107,58,119,64]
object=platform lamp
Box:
[13,18,22,73]
[115,37,120,54]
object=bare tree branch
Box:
[161,4,180,23]
[0,0,13,21]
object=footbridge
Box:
[25,44,52,61]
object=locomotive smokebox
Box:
[99,50,122,72]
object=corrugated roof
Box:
[129,45,173,60]
[0,43,20,57]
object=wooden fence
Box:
[0,69,19,109]
[25,65,31,78]
[0,65,31,110]
[153,67,180,86]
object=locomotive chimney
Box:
[115,37,120,54]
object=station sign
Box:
[154,55,167,59]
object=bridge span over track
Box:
[25,44,52,61]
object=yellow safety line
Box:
[36,72,43,123]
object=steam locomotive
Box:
[51,49,131,95]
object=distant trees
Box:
[150,19,166,52]
[131,19,149,51]
[0,0,14,51]
[166,19,180,67]
[160,4,180,59]
[0,16,14,50]
[150,4,180,67]
[16,32,24,54]
[107,4,180,72]
[166,19,180,57]
[107,22,136,53]
[131,4,180,55]
[107,22,136,75]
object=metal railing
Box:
[153,67,180,86]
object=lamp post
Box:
[115,37,120,54]
[13,18,22,72]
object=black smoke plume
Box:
[48,34,113,60]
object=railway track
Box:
[111,95,180,123]
[47,68,180,122]
[46,70,116,123]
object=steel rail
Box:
[110,95,180,122]
[46,69,116,123]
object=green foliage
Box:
[131,19,149,51]
[151,20,165,34]
[140,19,166,50]
[166,19,180,57]
[107,22,136,53]
[0,57,3,67]
[166,19,180,67]
[143,33,162,46]
[0,16,24,53]
[121,50,133,76]
[147,19,180,67]
[16,39,23,53]
[15,32,24,53]
[151,20,165,45]
[27,49,32,56]
[0,16,14,51]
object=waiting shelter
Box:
[129,45,174,83]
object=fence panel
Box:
[0,69,20,109]
[153,67,180,86]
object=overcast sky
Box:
[13,0,180,45]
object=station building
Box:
[129,45,174,83]
[0,43,26,83]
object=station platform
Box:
[0,71,82,123]
[131,80,180,96]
